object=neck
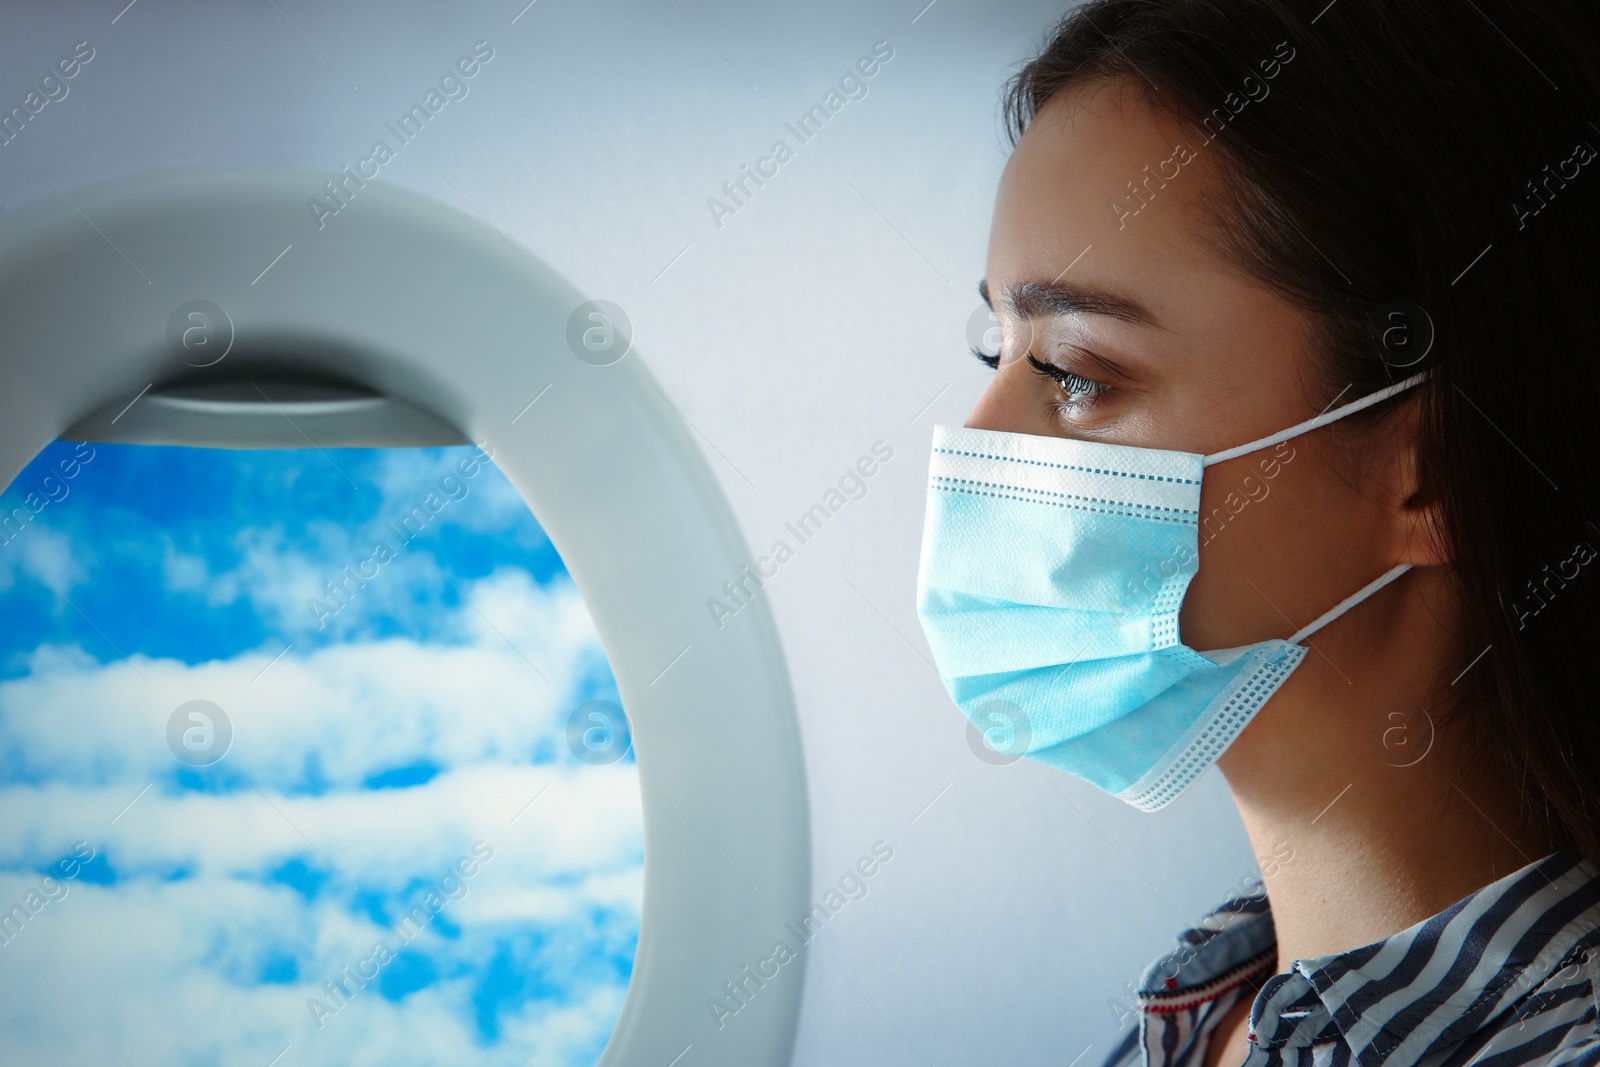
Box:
[1215,564,1563,970]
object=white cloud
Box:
[368,448,545,542]
[0,565,642,1067]
[0,523,91,598]
[0,765,641,888]
[160,525,257,610]
[0,870,635,1066]
[179,507,551,642]
[160,536,209,594]
[0,569,615,789]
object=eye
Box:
[1026,352,1110,408]
[969,343,1113,412]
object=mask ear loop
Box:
[1200,368,1436,645]
[1201,368,1436,468]
[1285,561,1413,645]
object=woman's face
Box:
[969,77,1412,655]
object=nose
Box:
[962,377,1013,432]
[962,356,1042,435]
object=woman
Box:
[913,1,1600,1064]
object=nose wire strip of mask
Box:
[1201,368,1437,468]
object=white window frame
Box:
[0,165,811,1067]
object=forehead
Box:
[986,78,1227,304]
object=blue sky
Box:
[0,440,643,1066]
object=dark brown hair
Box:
[1001,0,1600,863]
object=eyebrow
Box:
[977,277,1160,328]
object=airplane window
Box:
[0,439,643,1066]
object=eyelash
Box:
[969,344,1111,410]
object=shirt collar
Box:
[1138,847,1600,1067]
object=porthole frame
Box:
[0,165,811,1067]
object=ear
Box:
[1375,392,1451,568]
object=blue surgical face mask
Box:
[914,369,1434,811]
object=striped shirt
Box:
[1100,847,1600,1067]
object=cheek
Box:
[1178,445,1384,651]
